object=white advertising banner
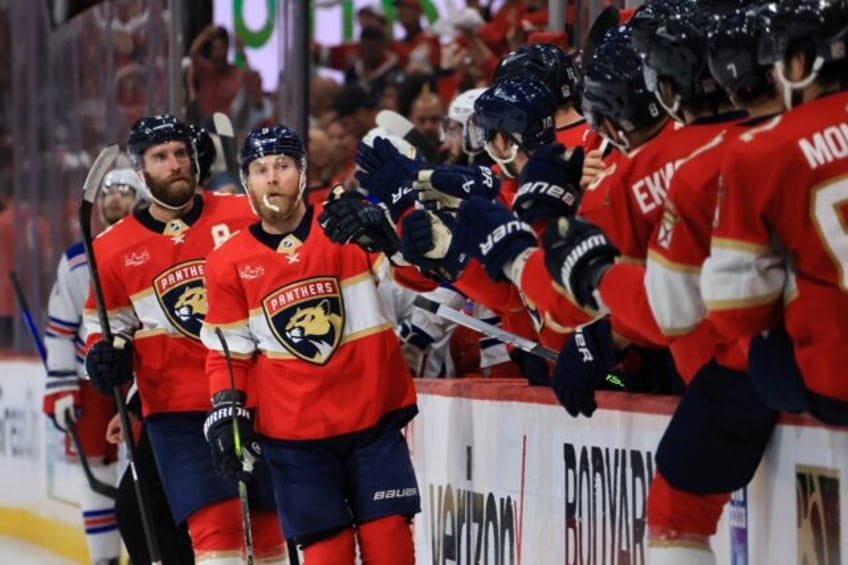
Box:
[411,379,848,565]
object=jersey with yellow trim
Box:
[643,119,764,379]
[82,192,256,416]
[201,204,417,441]
[702,91,848,402]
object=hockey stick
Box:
[413,296,559,361]
[213,328,302,565]
[80,144,163,564]
[213,112,240,181]
[8,271,118,499]
[581,6,620,69]
[376,110,440,164]
[213,327,255,565]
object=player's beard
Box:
[249,189,301,225]
[145,171,196,208]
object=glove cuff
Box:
[211,389,247,408]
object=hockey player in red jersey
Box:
[202,125,419,564]
[82,114,286,563]
[703,0,848,426]
[43,168,143,565]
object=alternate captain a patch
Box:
[153,260,207,340]
[263,277,345,364]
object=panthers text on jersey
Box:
[202,204,417,441]
[83,192,257,416]
[702,91,848,402]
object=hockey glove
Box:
[203,390,262,483]
[513,144,583,224]
[542,217,619,310]
[453,196,537,281]
[354,137,421,221]
[413,164,500,211]
[84,335,134,395]
[509,349,551,386]
[318,188,400,255]
[552,318,626,418]
[43,373,81,432]
[399,209,469,282]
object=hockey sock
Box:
[79,461,120,562]
[647,471,729,538]
[189,498,284,562]
[357,515,414,565]
[302,527,356,563]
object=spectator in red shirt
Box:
[188,25,244,122]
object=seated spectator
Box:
[333,84,378,139]
[305,128,334,205]
[392,0,441,73]
[408,87,445,151]
[325,118,358,191]
[309,75,342,127]
[344,26,401,95]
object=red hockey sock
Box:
[302,527,356,564]
[647,471,730,538]
[188,499,284,560]
[357,515,414,565]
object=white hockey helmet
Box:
[444,87,487,155]
[103,168,147,205]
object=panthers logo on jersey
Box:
[153,260,207,340]
[262,276,345,365]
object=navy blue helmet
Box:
[707,3,778,102]
[240,125,306,174]
[582,26,664,134]
[472,75,557,151]
[629,0,695,56]
[639,5,721,101]
[756,0,848,67]
[493,43,582,106]
[127,113,194,167]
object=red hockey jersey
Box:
[83,193,257,416]
[202,205,417,440]
[703,92,848,401]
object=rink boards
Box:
[0,360,846,564]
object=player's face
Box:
[142,140,196,208]
[245,154,303,224]
[99,183,136,226]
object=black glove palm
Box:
[85,337,134,395]
[318,190,400,255]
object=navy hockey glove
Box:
[413,164,500,210]
[399,209,469,282]
[509,349,551,386]
[203,390,262,483]
[552,318,627,417]
[453,196,538,281]
[318,188,400,255]
[513,144,583,224]
[84,335,134,395]
[542,217,619,310]
[355,137,421,221]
